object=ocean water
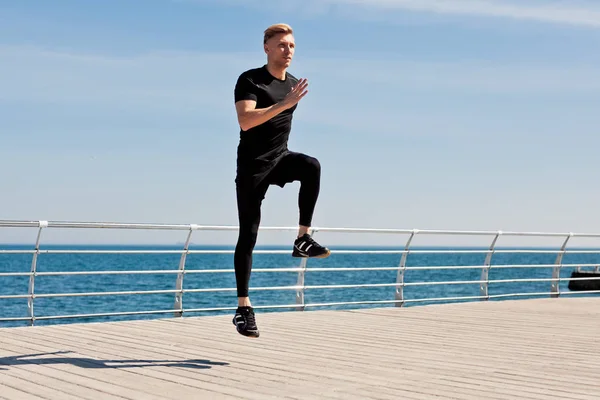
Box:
[1,244,599,328]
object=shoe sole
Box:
[236,327,260,338]
[239,331,260,338]
[292,249,331,259]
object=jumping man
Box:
[232,23,331,338]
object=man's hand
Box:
[281,78,308,110]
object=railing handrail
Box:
[1,219,600,326]
[3,219,600,238]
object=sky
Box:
[2,0,600,247]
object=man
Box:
[232,23,331,338]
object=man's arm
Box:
[235,78,309,131]
[235,100,287,131]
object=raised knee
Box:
[306,156,321,175]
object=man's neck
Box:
[266,63,286,80]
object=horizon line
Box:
[1,242,598,250]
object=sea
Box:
[1,244,599,328]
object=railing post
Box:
[295,228,314,311]
[395,229,417,307]
[551,233,573,298]
[28,221,47,326]
[174,224,198,317]
[480,231,501,301]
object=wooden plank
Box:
[0,383,49,400]
[0,297,598,400]
[2,329,347,399]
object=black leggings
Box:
[234,151,321,297]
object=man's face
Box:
[264,33,295,68]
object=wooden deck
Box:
[0,297,599,399]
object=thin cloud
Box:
[178,0,600,28]
[0,45,262,112]
[326,0,600,27]
[2,45,599,119]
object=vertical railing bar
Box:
[395,229,417,307]
[480,231,501,301]
[295,228,314,311]
[551,233,573,298]
[174,224,198,317]
[28,221,48,326]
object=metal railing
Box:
[1,220,600,326]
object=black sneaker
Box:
[232,306,260,338]
[292,233,331,258]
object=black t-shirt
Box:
[234,65,299,186]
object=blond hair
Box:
[263,23,293,44]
